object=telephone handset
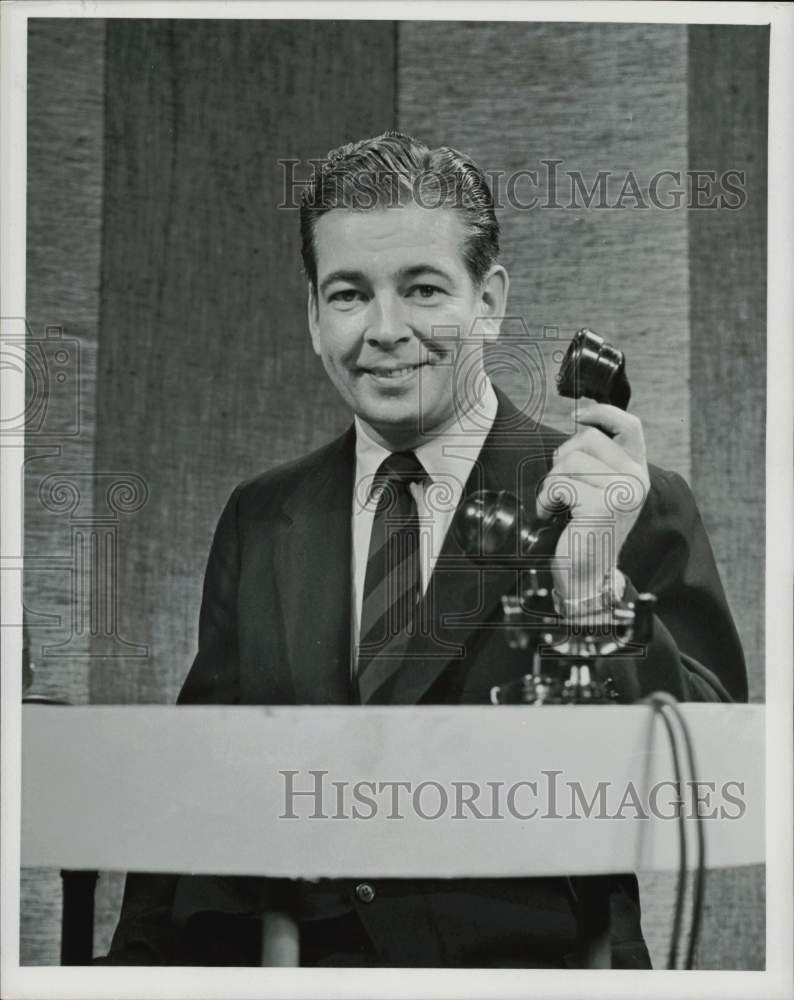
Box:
[456,328,631,560]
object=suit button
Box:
[355,882,376,904]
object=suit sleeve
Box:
[177,485,243,705]
[612,469,748,704]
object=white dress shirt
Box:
[351,379,499,653]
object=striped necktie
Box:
[355,450,427,704]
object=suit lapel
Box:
[367,392,560,704]
[271,393,562,706]
[273,428,356,704]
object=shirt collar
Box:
[353,378,499,502]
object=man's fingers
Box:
[549,449,610,479]
[537,472,612,519]
[539,399,650,522]
[537,459,649,519]
[571,398,646,463]
[536,474,574,519]
[554,427,628,470]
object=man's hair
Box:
[300,131,500,290]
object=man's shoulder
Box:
[644,462,698,520]
[228,428,354,518]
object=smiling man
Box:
[306,191,508,448]
[105,132,746,967]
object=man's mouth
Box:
[360,362,428,381]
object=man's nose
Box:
[365,294,412,347]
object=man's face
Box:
[307,201,508,450]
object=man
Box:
[104,131,746,967]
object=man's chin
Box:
[356,401,461,450]
[357,409,421,448]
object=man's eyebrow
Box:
[400,264,455,283]
[318,263,456,296]
[318,270,365,295]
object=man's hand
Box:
[537,398,650,605]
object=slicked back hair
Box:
[300,131,500,290]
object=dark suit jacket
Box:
[105,391,747,967]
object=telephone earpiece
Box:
[557,328,631,411]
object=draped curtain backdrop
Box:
[23,18,767,968]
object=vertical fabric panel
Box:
[398,21,690,476]
[683,23,769,971]
[24,18,106,701]
[688,25,767,700]
[91,20,396,707]
[21,19,106,965]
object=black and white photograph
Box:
[1,2,792,998]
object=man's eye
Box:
[409,284,444,301]
[329,289,363,306]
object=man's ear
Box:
[477,264,509,342]
[307,282,322,356]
